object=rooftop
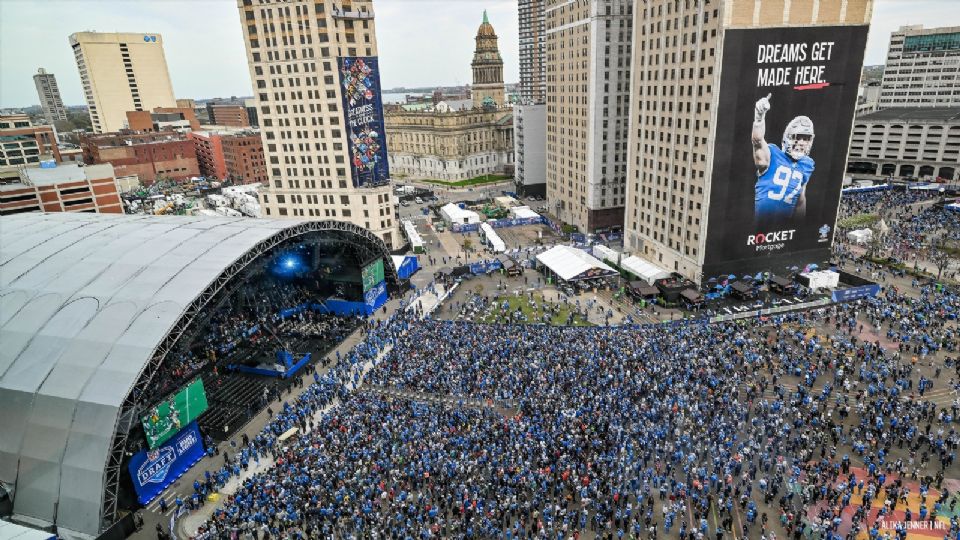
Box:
[857,107,960,122]
[20,163,115,186]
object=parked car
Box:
[401,201,410,207]
[415,197,423,204]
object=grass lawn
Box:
[838,213,880,229]
[421,174,513,188]
[477,294,592,326]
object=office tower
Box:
[545,0,633,233]
[69,32,177,133]
[624,0,872,283]
[878,25,960,108]
[472,10,506,107]
[514,0,547,197]
[237,0,397,247]
[518,0,546,104]
[33,68,68,124]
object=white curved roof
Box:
[0,212,310,537]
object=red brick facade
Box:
[81,131,200,185]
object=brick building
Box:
[188,129,266,184]
[207,104,251,128]
[221,132,267,185]
[126,107,200,132]
[81,131,199,185]
[187,130,226,180]
[0,163,122,215]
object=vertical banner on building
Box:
[128,421,205,505]
[702,26,869,280]
[338,56,390,187]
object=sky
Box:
[0,0,953,108]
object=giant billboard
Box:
[702,26,868,279]
[141,377,208,449]
[338,56,390,187]
[128,421,205,505]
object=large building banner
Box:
[702,26,868,279]
[338,56,390,187]
[128,421,205,505]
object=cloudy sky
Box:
[0,0,952,108]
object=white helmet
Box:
[782,116,814,160]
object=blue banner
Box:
[364,280,388,311]
[128,421,205,505]
[338,57,389,187]
[831,284,881,302]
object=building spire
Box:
[483,10,488,24]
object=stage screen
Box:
[141,377,208,449]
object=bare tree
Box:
[929,234,956,280]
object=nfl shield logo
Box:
[147,450,159,462]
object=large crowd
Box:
[167,187,960,540]
[185,281,960,540]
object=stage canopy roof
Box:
[0,213,396,538]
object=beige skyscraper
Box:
[624,0,873,283]
[237,0,398,248]
[545,0,634,233]
[33,68,68,124]
[69,32,177,133]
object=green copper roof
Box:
[483,10,488,24]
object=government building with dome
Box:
[384,12,514,182]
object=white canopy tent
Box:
[509,206,540,220]
[846,228,873,244]
[440,203,480,226]
[801,270,840,290]
[536,245,616,282]
[591,244,619,264]
[620,255,671,285]
[401,220,423,252]
[480,223,506,253]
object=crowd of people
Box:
[187,279,960,540]
[167,186,960,540]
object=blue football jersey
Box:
[755,143,815,219]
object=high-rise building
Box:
[33,68,68,124]
[518,0,546,104]
[514,0,547,197]
[69,32,178,133]
[624,0,872,283]
[237,0,398,248]
[471,10,506,108]
[545,0,633,233]
[878,25,960,109]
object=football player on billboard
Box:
[752,93,815,221]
